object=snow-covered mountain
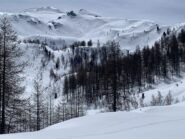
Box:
[1,7,185,102]
[1,102,185,139]
[1,6,185,138]
[1,0,185,24]
[2,7,169,51]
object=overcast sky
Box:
[0,0,185,24]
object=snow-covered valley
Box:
[1,6,185,107]
[5,7,184,94]
[1,4,185,137]
[0,7,168,96]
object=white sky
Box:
[0,0,185,24]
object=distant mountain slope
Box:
[1,0,185,24]
[1,7,169,51]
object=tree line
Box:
[64,28,185,112]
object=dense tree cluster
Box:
[64,28,185,112]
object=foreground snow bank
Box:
[1,103,185,139]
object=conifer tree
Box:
[0,16,25,134]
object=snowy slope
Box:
[0,8,169,51]
[1,103,185,139]
[20,42,71,98]
[141,76,185,105]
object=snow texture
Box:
[1,9,170,51]
[1,103,185,139]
